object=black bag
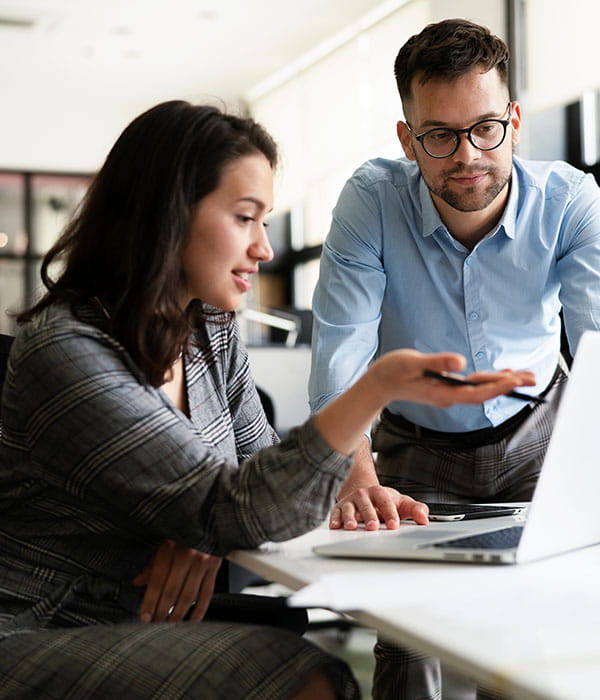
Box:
[203,592,308,635]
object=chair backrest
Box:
[0,334,15,417]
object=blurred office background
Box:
[0,0,598,431]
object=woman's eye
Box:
[237,215,254,224]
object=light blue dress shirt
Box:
[309,156,600,432]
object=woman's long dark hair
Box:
[18,101,278,386]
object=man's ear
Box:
[397,121,417,161]
[510,101,522,147]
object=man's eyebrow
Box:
[419,109,506,129]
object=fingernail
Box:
[141,612,151,623]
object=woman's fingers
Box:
[135,540,222,623]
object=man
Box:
[309,18,600,700]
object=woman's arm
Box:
[7,317,532,558]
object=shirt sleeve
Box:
[556,173,600,354]
[309,173,386,413]
[6,320,352,556]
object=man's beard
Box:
[420,161,512,213]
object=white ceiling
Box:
[0,0,404,170]
[0,0,398,107]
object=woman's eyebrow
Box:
[237,196,266,209]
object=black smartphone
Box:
[425,503,525,521]
[423,369,545,404]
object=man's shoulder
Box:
[514,157,594,199]
[350,156,420,189]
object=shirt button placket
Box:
[463,254,486,370]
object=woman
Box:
[0,101,533,699]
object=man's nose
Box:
[451,133,482,162]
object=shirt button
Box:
[465,257,472,266]
[475,351,484,359]
[469,311,479,320]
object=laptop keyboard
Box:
[432,525,524,550]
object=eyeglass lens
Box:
[422,121,506,158]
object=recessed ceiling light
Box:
[0,15,35,29]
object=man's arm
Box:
[309,174,385,416]
[557,173,600,353]
[309,173,426,530]
[336,435,378,501]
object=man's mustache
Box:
[442,167,493,177]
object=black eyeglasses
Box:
[406,103,512,159]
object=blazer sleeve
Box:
[4,319,351,555]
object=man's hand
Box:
[330,486,429,530]
[133,539,222,623]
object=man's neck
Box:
[431,183,510,251]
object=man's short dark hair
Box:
[394,18,509,107]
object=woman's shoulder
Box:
[13,300,124,371]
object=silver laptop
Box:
[314,330,600,565]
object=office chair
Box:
[0,334,14,423]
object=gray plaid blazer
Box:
[0,301,351,633]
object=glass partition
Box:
[0,170,91,333]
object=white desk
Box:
[229,522,600,700]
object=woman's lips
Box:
[232,271,251,293]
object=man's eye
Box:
[428,130,453,143]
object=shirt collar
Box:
[419,162,519,240]
[497,163,518,240]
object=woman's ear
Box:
[397,121,417,161]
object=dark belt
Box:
[383,364,563,449]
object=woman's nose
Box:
[250,225,274,262]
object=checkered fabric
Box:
[0,301,358,699]
[373,369,567,502]
[0,621,358,699]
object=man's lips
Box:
[448,172,488,186]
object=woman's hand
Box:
[330,486,429,530]
[370,350,536,408]
[133,539,222,623]
[315,349,536,458]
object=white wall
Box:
[247,345,311,434]
[1,91,135,173]
[526,0,600,112]
[248,0,507,306]
[0,88,236,174]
